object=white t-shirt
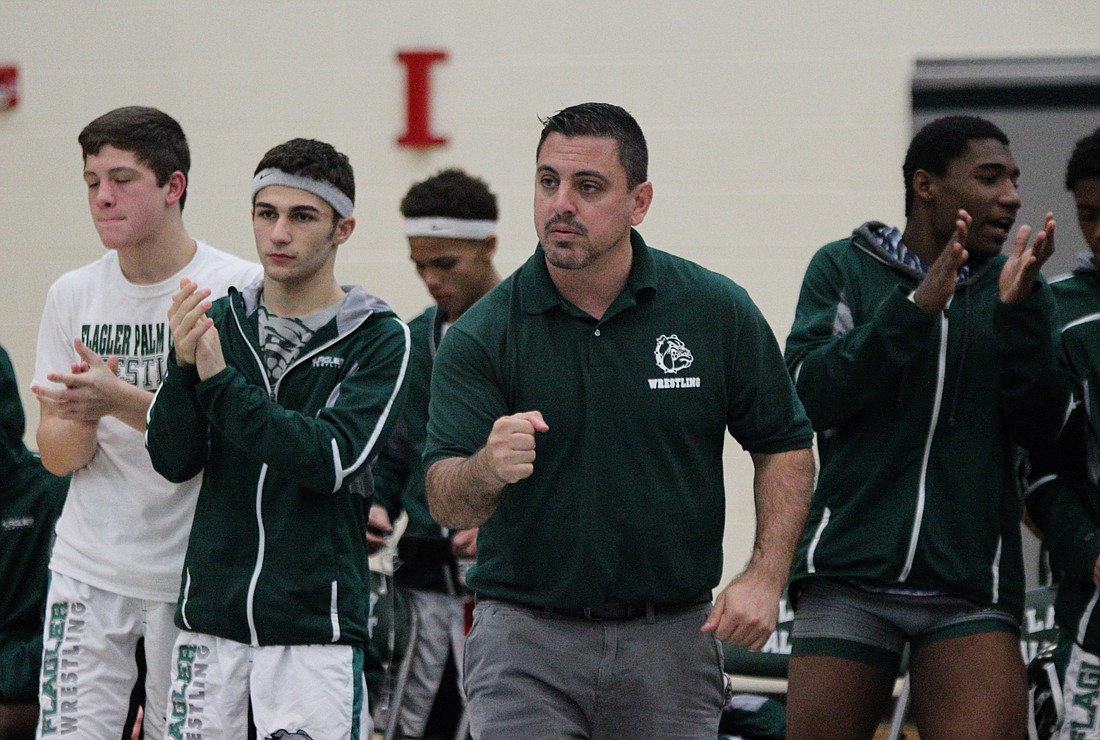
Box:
[33,241,262,602]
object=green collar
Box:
[518,228,657,318]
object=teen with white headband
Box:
[147,138,410,739]
[368,168,501,739]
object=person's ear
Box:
[165,171,187,207]
[333,216,356,246]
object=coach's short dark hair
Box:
[537,103,648,189]
[79,106,191,210]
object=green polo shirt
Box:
[424,230,812,608]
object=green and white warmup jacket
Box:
[1026,259,1100,654]
[785,223,1072,621]
[147,283,409,649]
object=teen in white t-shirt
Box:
[30,106,260,740]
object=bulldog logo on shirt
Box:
[267,731,313,740]
[654,334,694,374]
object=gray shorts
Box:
[791,577,1019,672]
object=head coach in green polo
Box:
[423,102,816,739]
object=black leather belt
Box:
[477,593,711,621]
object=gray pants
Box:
[464,599,724,739]
[399,589,467,737]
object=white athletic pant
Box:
[1059,641,1100,739]
[166,631,371,739]
[36,571,177,739]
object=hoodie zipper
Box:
[230,304,273,646]
[898,298,951,581]
[229,297,374,646]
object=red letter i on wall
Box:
[0,64,19,110]
[397,50,448,148]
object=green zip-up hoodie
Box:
[785,223,1072,620]
[147,283,410,649]
[1026,259,1100,652]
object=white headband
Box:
[404,217,496,240]
[251,168,354,218]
